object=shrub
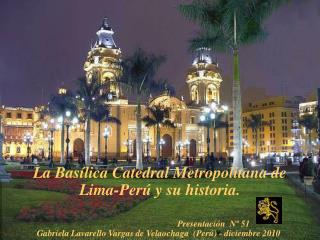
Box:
[16,179,149,222]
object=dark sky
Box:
[1,0,320,107]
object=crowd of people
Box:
[299,155,320,182]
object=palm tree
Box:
[245,114,269,157]
[48,90,77,164]
[120,48,165,169]
[142,105,175,161]
[91,104,121,162]
[299,114,317,155]
[75,75,108,165]
[179,0,288,168]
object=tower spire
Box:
[95,17,117,48]
[84,17,123,102]
[100,17,111,30]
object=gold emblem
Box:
[257,197,279,223]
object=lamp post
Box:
[104,127,110,164]
[200,102,228,160]
[23,132,33,160]
[143,136,151,163]
[159,138,165,158]
[64,110,78,169]
[184,140,190,157]
[176,141,184,162]
[200,109,212,160]
[47,118,57,168]
[42,122,49,160]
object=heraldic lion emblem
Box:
[257,197,279,223]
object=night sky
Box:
[1,0,320,107]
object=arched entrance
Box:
[190,139,197,157]
[162,134,173,158]
[73,138,84,159]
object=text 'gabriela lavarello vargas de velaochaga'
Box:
[33,166,271,181]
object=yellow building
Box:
[299,100,319,154]
[1,18,228,161]
[0,106,37,159]
[228,96,304,158]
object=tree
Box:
[48,90,77,164]
[245,114,269,157]
[142,105,175,161]
[91,104,121,162]
[299,114,317,155]
[75,75,108,164]
[179,0,288,168]
[120,48,165,169]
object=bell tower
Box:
[186,48,222,106]
[84,17,123,101]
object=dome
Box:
[149,94,186,110]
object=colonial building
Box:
[299,99,319,154]
[1,18,228,161]
[228,96,304,157]
[0,106,39,158]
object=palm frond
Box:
[120,48,166,96]
[48,90,77,118]
[106,116,121,125]
[142,116,157,127]
[180,0,289,51]
[299,114,317,130]
[162,119,176,128]
[149,79,176,96]
[179,0,222,27]
[142,105,175,128]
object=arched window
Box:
[206,84,217,103]
[191,85,199,103]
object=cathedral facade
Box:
[1,18,228,161]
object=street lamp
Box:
[63,110,78,169]
[43,118,57,168]
[176,141,184,162]
[159,138,165,158]
[143,136,151,162]
[23,132,33,160]
[42,122,49,159]
[104,127,110,164]
[199,101,228,160]
[184,139,190,157]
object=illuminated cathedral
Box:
[1,18,228,161]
